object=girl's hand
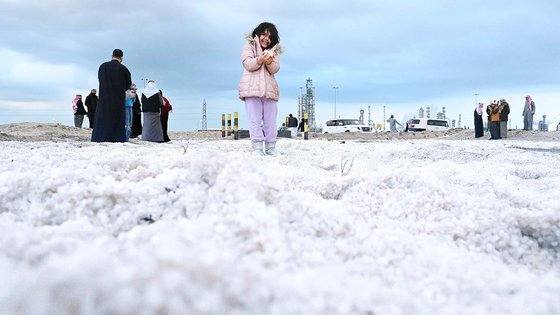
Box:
[264,56,273,65]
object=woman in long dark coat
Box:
[474,102,484,138]
[130,93,142,138]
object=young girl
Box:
[238,22,282,156]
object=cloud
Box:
[0,49,81,84]
[1,0,559,130]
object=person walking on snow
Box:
[387,115,402,132]
[522,95,536,130]
[238,22,282,156]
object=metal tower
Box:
[458,114,462,128]
[442,106,446,120]
[426,106,431,118]
[368,105,372,126]
[202,99,207,130]
[419,107,424,118]
[298,78,316,131]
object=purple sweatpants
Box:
[244,97,277,143]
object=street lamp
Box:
[383,105,386,132]
[333,86,339,119]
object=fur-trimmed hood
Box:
[245,34,283,55]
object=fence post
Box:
[227,113,232,136]
[234,112,239,140]
[304,112,309,140]
[221,114,226,138]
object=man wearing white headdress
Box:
[522,95,536,130]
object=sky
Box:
[1,0,560,131]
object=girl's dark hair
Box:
[252,22,279,49]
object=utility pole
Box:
[201,99,207,130]
[383,105,386,131]
[333,86,338,119]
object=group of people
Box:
[278,114,306,137]
[77,49,172,143]
[474,95,534,139]
[71,90,99,129]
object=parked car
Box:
[323,119,372,133]
[407,118,449,132]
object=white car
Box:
[407,118,449,132]
[323,119,372,134]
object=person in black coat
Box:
[474,102,484,138]
[287,113,298,137]
[84,89,98,129]
[498,99,510,138]
[130,93,142,138]
[91,49,132,142]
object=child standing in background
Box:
[238,22,282,156]
[124,84,137,141]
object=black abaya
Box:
[130,95,143,138]
[91,59,131,142]
[474,109,484,138]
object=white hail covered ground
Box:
[0,136,559,314]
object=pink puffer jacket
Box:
[238,36,280,101]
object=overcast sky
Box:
[1,0,559,131]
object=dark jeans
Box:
[490,121,501,139]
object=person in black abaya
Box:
[91,49,132,142]
[130,92,142,138]
[474,102,484,138]
[141,80,164,142]
[84,89,98,129]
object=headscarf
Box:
[526,95,532,103]
[476,102,484,115]
[72,94,82,113]
[142,80,159,99]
